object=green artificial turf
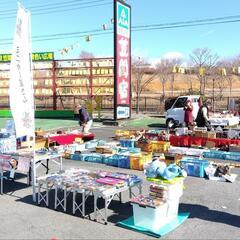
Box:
[0,118,79,131]
[122,117,166,128]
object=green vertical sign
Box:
[117,3,129,30]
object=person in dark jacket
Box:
[195,101,211,128]
[77,104,92,134]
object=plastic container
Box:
[120,139,135,148]
[151,141,170,153]
[115,130,130,137]
[85,140,99,149]
[130,154,144,170]
[132,202,169,230]
[223,152,240,162]
[129,148,141,154]
[180,158,209,178]
[136,141,153,152]
[70,153,82,161]
[117,155,130,169]
[202,150,225,159]
[81,153,103,163]
[105,154,119,167]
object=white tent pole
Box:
[27,8,36,202]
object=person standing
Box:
[78,104,93,134]
[184,100,193,127]
[195,101,211,128]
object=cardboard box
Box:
[202,132,216,139]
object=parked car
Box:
[164,97,177,111]
[166,95,200,128]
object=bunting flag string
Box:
[58,17,114,55]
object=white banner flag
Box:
[9,4,34,138]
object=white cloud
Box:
[162,51,185,60]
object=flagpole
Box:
[27,9,36,202]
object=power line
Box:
[0,1,112,19]
[0,0,109,15]
[132,14,240,29]
[1,13,240,46]
[1,14,240,42]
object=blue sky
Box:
[1,0,240,61]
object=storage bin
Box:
[180,158,209,178]
[136,141,152,152]
[167,198,180,219]
[130,154,143,170]
[223,152,240,162]
[85,140,99,149]
[81,153,103,163]
[166,182,183,200]
[119,139,135,148]
[151,141,170,153]
[117,155,130,169]
[104,154,119,167]
[129,148,141,154]
[202,150,225,159]
[70,153,82,161]
[130,152,152,171]
[132,202,169,230]
[115,130,130,136]
[142,152,152,164]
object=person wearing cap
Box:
[77,104,93,134]
[184,100,193,127]
[195,101,211,128]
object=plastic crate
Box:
[223,152,240,162]
[142,152,152,163]
[119,139,135,148]
[117,155,130,169]
[136,141,153,152]
[151,141,170,153]
[129,148,141,154]
[85,140,99,149]
[105,154,119,167]
[180,158,209,178]
[80,153,103,163]
[70,153,82,161]
[115,130,130,138]
[202,150,225,159]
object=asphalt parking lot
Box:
[0,125,239,240]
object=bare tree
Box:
[131,56,157,113]
[190,48,219,95]
[218,58,235,100]
[155,59,174,102]
[169,58,183,96]
[79,50,94,59]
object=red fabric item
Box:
[170,135,240,148]
[179,136,190,147]
[49,133,94,145]
[184,102,193,124]
[190,137,203,146]
[170,135,181,146]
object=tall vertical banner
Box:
[114,0,131,120]
[9,4,34,139]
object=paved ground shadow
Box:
[1,174,29,196]
[16,189,132,225]
[179,203,240,228]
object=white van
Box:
[166,95,200,128]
